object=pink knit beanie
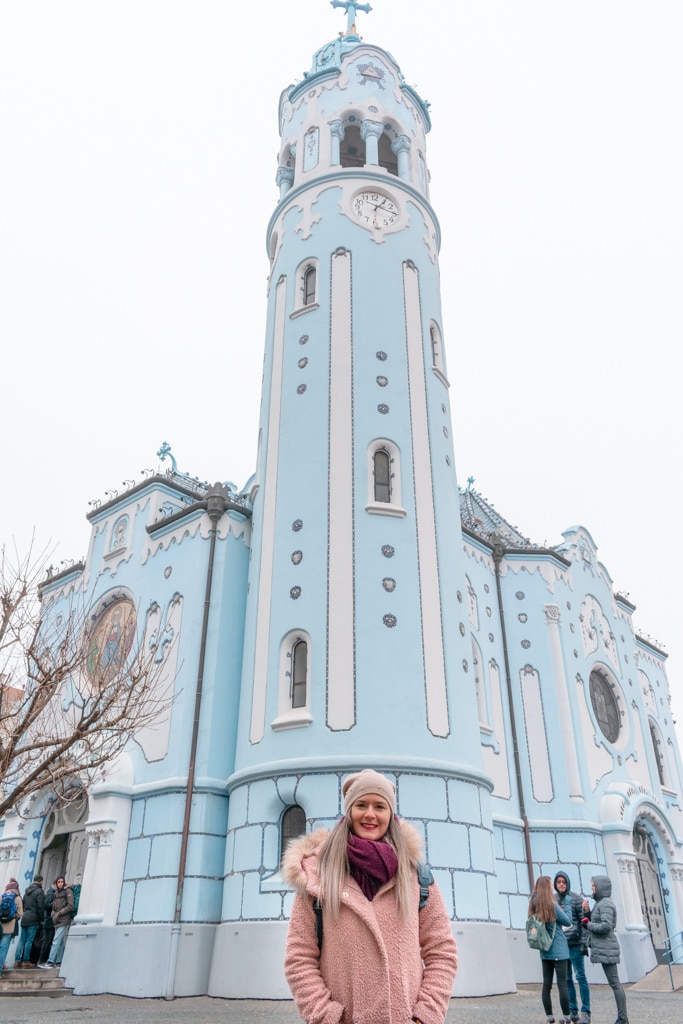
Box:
[342,769,396,814]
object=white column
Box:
[544,604,583,801]
[669,864,683,934]
[615,853,644,927]
[276,166,294,199]
[0,841,23,892]
[360,119,383,165]
[329,120,344,165]
[77,828,102,921]
[391,134,411,180]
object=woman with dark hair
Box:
[283,769,458,1024]
[529,875,572,1024]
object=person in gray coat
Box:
[581,875,629,1024]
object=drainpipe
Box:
[492,538,535,893]
[165,483,228,1000]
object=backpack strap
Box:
[313,896,323,951]
[416,860,434,910]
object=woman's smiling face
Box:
[349,794,391,841]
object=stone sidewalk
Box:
[0,985,681,1024]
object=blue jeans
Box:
[48,924,69,965]
[0,931,13,971]
[14,923,38,963]
[566,944,591,1015]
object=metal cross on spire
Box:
[330,0,373,35]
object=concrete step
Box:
[628,962,683,991]
[0,964,71,997]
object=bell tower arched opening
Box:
[340,124,365,168]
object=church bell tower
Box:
[211,3,515,997]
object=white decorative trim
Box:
[250,277,287,744]
[327,249,355,730]
[290,302,320,319]
[364,501,407,518]
[271,709,313,732]
[403,261,449,738]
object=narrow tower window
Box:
[303,266,317,306]
[272,630,313,730]
[649,721,667,786]
[373,449,391,503]
[430,322,442,370]
[291,640,308,708]
[366,440,406,518]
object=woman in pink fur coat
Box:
[283,770,458,1024]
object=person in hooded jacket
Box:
[36,880,57,967]
[554,871,591,1023]
[38,876,73,968]
[14,874,45,968]
[283,769,458,1024]
[529,875,572,1024]
[581,875,628,1024]
[0,879,23,973]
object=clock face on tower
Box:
[351,190,400,228]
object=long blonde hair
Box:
[317,811,414,922]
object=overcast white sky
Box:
[2,2,682,742]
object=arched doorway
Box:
[39,790,89,889]
[633,823,668,962]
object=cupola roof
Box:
[292,0,430,125]
[459,481,535,550]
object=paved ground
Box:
[0,985,681,1024]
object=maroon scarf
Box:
[347,832,398,901]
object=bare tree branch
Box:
[1,544,176,820]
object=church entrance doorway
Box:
[633,823,668,963]
[38,790,89,890]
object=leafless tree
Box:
[0,541,176,821]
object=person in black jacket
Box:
[13,875,45,968]
[582,875,629,1024]
[554,872,591,1023]
[36,881,56,968]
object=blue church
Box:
[2,2,682,999]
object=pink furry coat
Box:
[282,824,457,1024]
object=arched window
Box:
[473,637,489,727]
[365,439,405,517]
[272,630,313,730]
[430,320,446,379]
[378,133,398,176]
[649,720,668,787]
[340,124,365,168]
[373,449,391,503]
[291,640,308,708]
[292,259,319,318]
[303,265,317,306]
[280,805,306,865]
